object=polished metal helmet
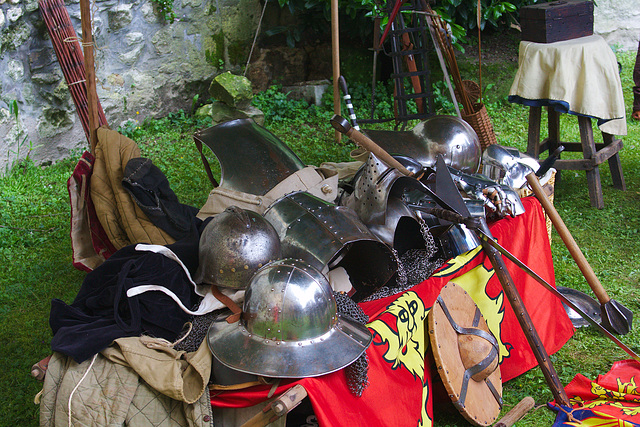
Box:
[413,115,482,173]
[193,206,282,289]
[362,115,482,174]
[207,258,373,378]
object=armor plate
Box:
[264,191,397,302]
[194,119,305,196]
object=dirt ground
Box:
[459,28,521,65]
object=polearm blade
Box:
[477,230,640,362]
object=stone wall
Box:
[0,0,263,171]
[594,0,640,51]
[0,0,638,171]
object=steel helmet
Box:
[481,144,540,189]
[193,206,282,289]
[413,115,482,173]
[361,115,482,174]
[207,258,373,378]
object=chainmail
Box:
[174,299,217,353]
[362,216,443,302]
[335,291,370,397]
[391,247,407,288]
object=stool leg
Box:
[527,106,542,157]
[578,116,603,209]
[547,108,561,153]
[602,133,626,191]
[548,108,561,185]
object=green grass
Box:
[1,44,639,426]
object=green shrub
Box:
[252,85,321,122]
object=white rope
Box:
[244,0,270,77]
[68,353,98,427]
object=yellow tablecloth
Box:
[509,35,627,136]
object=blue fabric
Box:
[549,404,640,427]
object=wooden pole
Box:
[79,0,99,153]
[494,396,535,427]
[331,0,341,143]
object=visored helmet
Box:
[481,144,540,189]
[207,258,373,378]
[193,206,281,289]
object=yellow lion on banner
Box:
[368,291,430,426]
[368,246,508,427]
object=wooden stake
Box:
[331,0,341,143]
[494,396,535,427]
[79,0,99,153]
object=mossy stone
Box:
[208,71,253,108]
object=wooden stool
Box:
[526,106,626,209]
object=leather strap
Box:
[210,285,242,323]
[194,136,219,188]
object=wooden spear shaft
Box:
[331,0,341,143]
[79,0,99,153]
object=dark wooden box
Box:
[520,0,594,43]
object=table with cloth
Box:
[209,196,575,426]
[508,34,626,136]
[508,34,626,209]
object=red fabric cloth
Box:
[551,359,640,424]
[210,196,574,426]
[67,151,117,272]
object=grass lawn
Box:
[1,34,639,426]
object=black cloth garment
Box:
[122,157,201,241]
[49,219,207,363]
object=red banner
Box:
[210,197,574,426]
[551,359,640,426]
